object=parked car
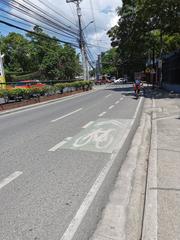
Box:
[95,79,102,85]
[114,78,127,84]
[95,79,106,85]
[113,78,119,84]
[15,80,46,89]
[106,79,113,83]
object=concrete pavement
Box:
[143,90,180,240]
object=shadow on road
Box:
[105,84,180,100]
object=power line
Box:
[69,2,78,26]
[0,19,79,47]
[1,0,79,38]
[0,8,79,41]
[19,0,78,33]
[36,0,79,28]
[89,0,101,53]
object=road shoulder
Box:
[91,98,152,240]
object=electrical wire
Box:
[89,0,101,53]
[1,0,79,38]
[20,0,78,33]
[36,0,78,28]
[0,8,79,41]
[0,19,79,47]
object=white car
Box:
[113,78,123,84]
[115,78,127,84]
[113,78,119,84]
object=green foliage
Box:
[107,0,180,77]
[0,32,32,73]
[0,89,8,98]
[101,49,119,77]
[0,26,82,81]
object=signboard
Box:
[145,68,150,73]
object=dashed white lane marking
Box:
[120,97,124,101]
[108,105,114,110]
[115,101,119,104]
[98,112,106,117]
[105,94,112,98]
[0,171,23,190]
[82,121,94,129]
[51,108,82,123]
[48,140,67,152]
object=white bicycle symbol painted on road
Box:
[73,128,116,149]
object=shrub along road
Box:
[0,84,143,240]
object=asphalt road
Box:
[0,84,140,240]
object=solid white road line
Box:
[60,158,115,240]
[0,171,23,190]
[48,140,67,152]
[51,108,82,123]
[98,112,106,117]
[115,101,119,104]
[82,121,94,129]
[105,94,112,98]
[108,105,114,110]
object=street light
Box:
[82,20,94,31]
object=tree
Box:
[0,26,81,81]
[108,0,180,77]
[27,26,81,80]
[0,32,31,73]
[101,49,119,77]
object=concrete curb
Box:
[0,89,96,116]
[60,97,145,240]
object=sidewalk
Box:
[91,89,180,240]
[143,90,180,240]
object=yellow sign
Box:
[145,68,150,73]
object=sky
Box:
[0,0,122,62]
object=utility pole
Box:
[66,0,88,80]
[96,54,101,81]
